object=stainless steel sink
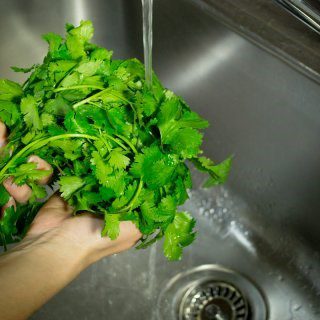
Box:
[1,0,320,319]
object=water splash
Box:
[147,245,157,297]
[141,0,153,87]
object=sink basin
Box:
[0,0,320,319]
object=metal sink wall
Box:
[0,0,320,319]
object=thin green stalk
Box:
[72,88,140,129]
[73,88,112,108]
[115,134,138,154]
[87,103,138,155]
[54,63,80,89]
[88,101,103,109]
[109,92,140,128]
[0,133,98,183]
[118,179,143,213]
[53,85,104,92]
[103,134,128,152]
[0,132,136,183]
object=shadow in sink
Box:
[0,0,320,319]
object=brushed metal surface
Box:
[0,0,319,319]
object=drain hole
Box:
[180,281,249,320]
[157,264,268,320]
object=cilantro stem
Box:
[0,134,98,183]
[72,88,139,128]
[118,179,143,213]
[107,91,139,127]
[54,62,80,89]
[53,85,104,92]
[0,133,134,183]
[73,88,113,108]
[115,134,138,154]
[70,86,141,138]
[101,134,128,152]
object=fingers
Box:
[37,194,73,218]
[3,177,32,204]
[84,219,142,265]
[0,121,7,148]
[1,154,52,205]
[117,221,142,249]
[99,221,142,253]
[28,155,53,185]
[27,195,73,236]
[0,121,52,208]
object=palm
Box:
[26,195,141,258]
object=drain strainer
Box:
[180,281,249,320]
[157,265,268,320]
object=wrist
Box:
[17,229,91,274]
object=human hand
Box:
[0,121,141,268]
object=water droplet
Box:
[293,304,302,311]
[222,208,227,213]
[278,275,283,281]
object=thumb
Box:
[28,195,73,236]
[38,194,73,217]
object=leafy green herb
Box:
[0,20,231,260]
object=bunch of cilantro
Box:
[0,21,231,260]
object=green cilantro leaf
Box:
[59,176,84,199]
[108,148,130,170]
[40,113,55,127]
[192,156,232,187]
[90,151,113,185]
[11,65,37,74]
[0,185,10,207]
[163,212,196,260]
[130,145,177,189]
[0,206,19,236]
[0,100,20,126]
[165,127,203,158]
[0,79,23,101]
[76,61,102,77]
[29,182,47,200]
[157,93,207,158]
[42,32,68,60]
[20,95,42,130]
[12,162,52,185]
[102,214,120,240]
[68,20,94,43]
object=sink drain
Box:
[180,281,249,320]
[157,265,268,320]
